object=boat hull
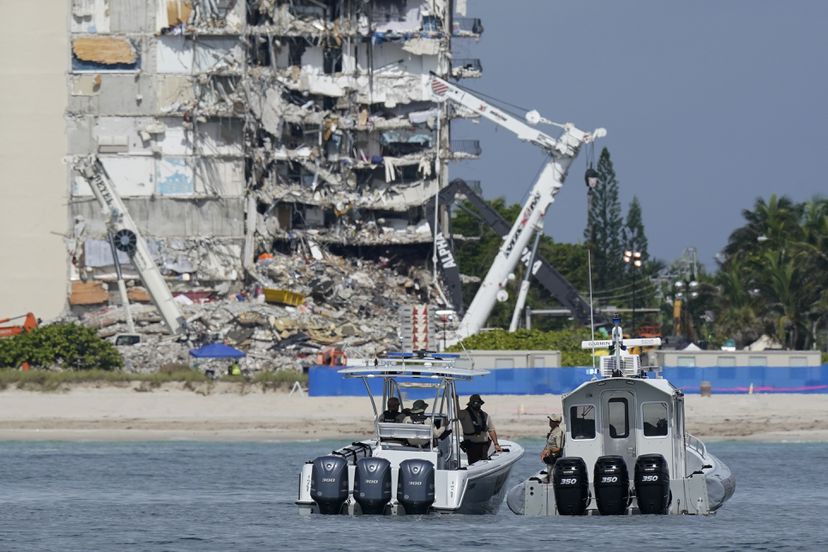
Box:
[507,442,734,516]
[298,440,524,515]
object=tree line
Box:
[451,147,828,352]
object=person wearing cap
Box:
[378,396,405,423]
[459,394,501,464]
[541,413,565,465]
[404,399,445,447]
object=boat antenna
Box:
[587,248,597,378]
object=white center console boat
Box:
[297,352,524,515]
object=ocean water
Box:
[0,440,825,551]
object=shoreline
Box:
[1,384,826,442]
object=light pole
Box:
[623,250,642,335]
[673,278,699,341]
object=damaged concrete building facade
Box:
[66,0,482,324]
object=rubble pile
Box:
[71,248,442,373]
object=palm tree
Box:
[723,194,802,265]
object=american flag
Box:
[431,79,449,96]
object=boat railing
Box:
[686,433,707,459]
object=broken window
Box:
[287,38,307,66]
[248,34,273,67]
[323,46,343,75]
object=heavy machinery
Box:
[0,312,38,337]
[429,74,606,340]
[73,156,186,336]
[425,178,601,328]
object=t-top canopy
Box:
[339,354,486,380]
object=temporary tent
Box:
[189,343,246,359]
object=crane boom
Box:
[74,156,186,335]
[430,75,606,340]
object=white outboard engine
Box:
[593,455,630,515]
[634,454,670,514]
[397,459,435,514]
[552,457,590,515]
[354,457,392,514]
[311,455,349,515]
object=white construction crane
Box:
[74,156,186,336]
[429,74,606,340]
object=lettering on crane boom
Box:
[435,233,457,269]
[93,174,115,207]
[503,192,540,258]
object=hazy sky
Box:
[450,0,828,270]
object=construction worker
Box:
[541,413,565,465]
[459,394,501,464]
[229,362,241,376]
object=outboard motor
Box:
[397,459,435,514]
[552,457,590,515]
[634,454,670,514]
[353,457,392,515]
[310,455,349,515]
[593,455,630,515]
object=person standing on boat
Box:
[541,413,565,465]
[459,394,502,464]
[379,397,405,423]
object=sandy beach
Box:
[1,383,826,442]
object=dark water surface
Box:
[0,440,826,551]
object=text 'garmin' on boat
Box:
[507,317,735,516]
[296,352,524,515]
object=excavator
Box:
[0,312,38,337]
[428,74,607,341]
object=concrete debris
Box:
[65,248,448,373]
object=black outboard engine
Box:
[593,455,630,515]
[310,455,349,515]
[353,457,392,515]
[552,457,590,515]
[397,459,435,514]
[634,454,671,514]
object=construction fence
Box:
[308,363,828,397]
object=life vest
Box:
[463,408,487,436]
[380,410,403,423]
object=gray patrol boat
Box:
[507,319,735,516]
[297,352,524,515]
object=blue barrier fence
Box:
[308,364,828,397]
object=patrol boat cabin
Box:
[297,352,524,515]
[507,321,735,516]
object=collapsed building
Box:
[64,0,483,369]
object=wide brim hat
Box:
[410,399,429,413]
[548,413,562,423]
[467,394,485,405]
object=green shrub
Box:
[448,327,596,366]
[0,368,210,391]
[0,323,123,370]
